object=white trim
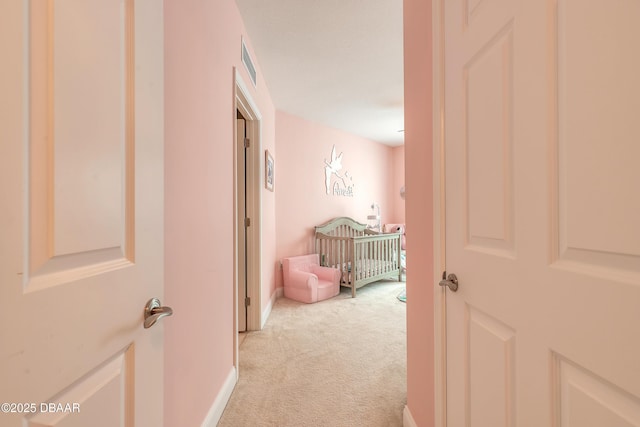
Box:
[235,70,262,121]
[403,405,418,427]
[433,0,447,426]
[200,367,238,427]
[261,287,282,329]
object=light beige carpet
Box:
[218,280,407,427]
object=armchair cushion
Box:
[282,254,341,303]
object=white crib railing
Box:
[315,217,402,297]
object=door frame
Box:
[233,69,262,368]
[432,0,447,425]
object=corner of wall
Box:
[403,405,418,427]
[403,0,435,426]
[200,367,237,427]
[261,286,283,329]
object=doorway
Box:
[234,70,262,370]
[236,110,249,333]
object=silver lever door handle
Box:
[144,298,173,329]
[439,273,459,292]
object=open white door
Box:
[441,0,640,425]
[0,1,165,426]
[237,116,248,333]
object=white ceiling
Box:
[235,0,405,146]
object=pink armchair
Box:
[282,254,341,303]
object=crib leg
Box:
[351,285,356,298]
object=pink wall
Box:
[261,108,278,312]
[163,0,276,425]
[391,145,406,224]
[403,0,435,425]
[274,111,400,287]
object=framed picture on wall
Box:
[265,150,274,191]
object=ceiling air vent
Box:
[241,37,257,87]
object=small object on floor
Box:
[397,288,406,302]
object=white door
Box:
[0,1,165,426]
[237,116,248,332]
[442,0,640,425]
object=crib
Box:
[314,217,402,297]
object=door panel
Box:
[0,0,164,425]
[48,0,126,257]
[466,307,516,427]
[27,0,134,291]
[26,351,132,427]
[443,0,640,426]
[555,356,640,427]
[464,26,514,257]
[555,0,640,275]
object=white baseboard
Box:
[201,367,237,427]
[260,287,283,329]
[403,405,418,427]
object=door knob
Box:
[144,298,173,329]
[439,273,459,292]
